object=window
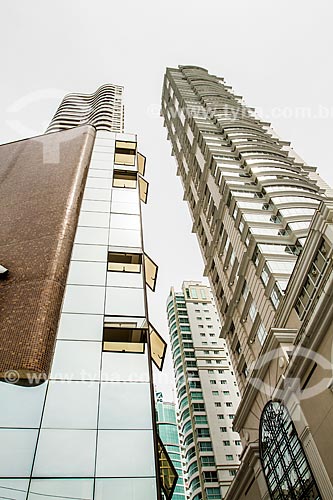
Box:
[229,470,237,477]
[149,324,167,370]
[210,380,217,385]
[113,169,137,188]
[220,427,227,432]
[115,140,136,165]
[189,476,200,492]
[195,415,208,424]
[212,391,219,396]
[226,454,234,461]
[220,380,227,385]
[144,253,158,291]
[295,239,329,318]
[204,471,218,483]
[107,252,142,273]
[196,316,202,320]
[201,456,215,467]
[215,402,221,407]
[217,414,224,420]
[235,440,241,446]
[191,392,203,400]
[228,415,235,420]
[137,152,146,176]
[226,402,232,407]
[199,442,213,452]
[261,265,269,286]
[206,487,221,499]
[208,370,214,374]
[223,440,230,446]
[271,285,281,309]
[257,323,268,345]
[103,322,145,354]
[249,301,257,322]
[260,401,321,500]
[193,403,205,411]
[197,428,210,438]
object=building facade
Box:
[161,66,333,499]
[0,86,174,499]
[156,392,188,500]
[167,282,241,500]
[46,84,124,134]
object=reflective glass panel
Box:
[67,261,107,286]
[42,381,99,429]
[0,480,29,500]
[0,383,46,428]
[105,287,145,316]
[96,430,155,477]
[32,429,96,477]
[57,313,103,341]
[71,244,108,263]
[28,479,93,500]
[62,285,105,314]
[101,351,149,383]
[50,341,101,381]
[94,478,157,500]
[98,382,152,429]
[78,211,110,228]
[0,429,38,477]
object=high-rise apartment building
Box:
[162,66,333,499]
[46,84,125,133]
[167,282,241,500]
[0,85,175,499]
[156,392,187,500]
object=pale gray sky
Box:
[1,0,333,398]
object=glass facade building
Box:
[156,393,187,500]
[0,85,172,499]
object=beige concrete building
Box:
[161,65,333,499]
[167,282,241,500]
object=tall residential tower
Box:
[0,85,174,499]
[162,66,333,499]
[167,282,241,500]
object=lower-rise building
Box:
[167,282,241,499]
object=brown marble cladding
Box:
[0,125,96,384]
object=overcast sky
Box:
[1,0,333,399]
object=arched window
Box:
[259,401,321,500]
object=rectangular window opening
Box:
[108,252,142,273]
[103,323,146,353]
[113,169,137,188]
[115,141,137,166]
